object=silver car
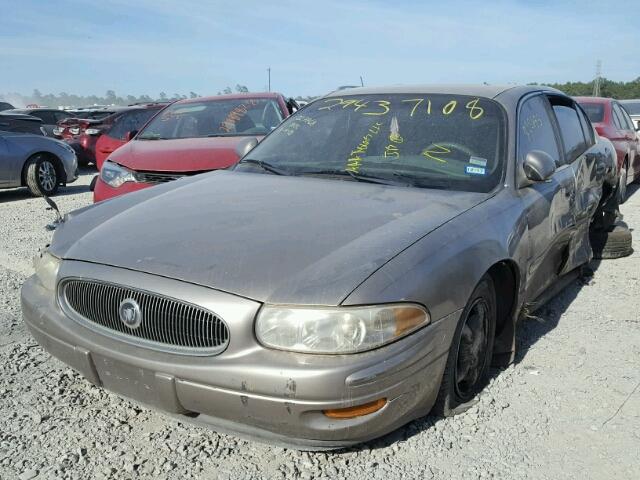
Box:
[0,130,78,196]
[620,99,640,130]
[22,85,615,449]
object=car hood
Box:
[50,171,488,305]
[111,136,261,172]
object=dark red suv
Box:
[575,96,640,202]
[60,104,166,166]
[93,93,295,202]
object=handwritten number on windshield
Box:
[465,98,484,120]
[319,97,484,120]
[362,100,391,116]
[341,99,369,111]
[402,99,424,117]
[442,100,457,115]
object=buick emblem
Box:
[118,298,142,329]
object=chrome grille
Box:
[134,171,185,184]
[60,279,229,355]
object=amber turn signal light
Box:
[323,398,387,419]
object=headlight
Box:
[69,127,80,135]
[34,251,61,291]
[100,161,137,188]
[85,128,101,135]
[256,304,430,354]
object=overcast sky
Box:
[1,0,639,98]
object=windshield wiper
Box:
[238,158,288,175]
[137,136,169,140]
[300,169,410,186]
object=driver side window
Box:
[518,96,561,167]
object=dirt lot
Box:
[1,170,639,480]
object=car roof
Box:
[324,84,562,99]
[619,99,640,104]
[23,108,61,112]
[176,92,284,104]
[0,113,43,122]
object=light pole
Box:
[267,67,271,92]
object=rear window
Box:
[578,103,604,123]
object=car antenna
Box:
[42,194,64,231]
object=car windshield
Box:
[235,94,506,193]
[137,98,283,139]
[579,102,605,123]
[621,101,640,115]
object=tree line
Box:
[1,84,252,108]
[534,77,640,99]
[3,77,640,108]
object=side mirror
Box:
[235,137,259,159]
[124,130,138,141]
[635,124,640,132]
[522,150,556,184]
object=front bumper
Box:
[67,137,96,164]
[93,176,152,202]
[62,152,78,184]
[21,261,459,448]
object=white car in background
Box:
[620,99,640,130]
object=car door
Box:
[0,136,11,185]
[518,94,578,302]
[614,102,639,179]
[553,100,602,270]
[0,135,24,187]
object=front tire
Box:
[25,154,59,196]
[432,275,497,416]
[590,221,633,259]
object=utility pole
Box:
[593,60,602,97]
[360,76,364,87]
[267,67,271,92]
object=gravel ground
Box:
[1,172,639,480]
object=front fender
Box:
[342,189,529,323]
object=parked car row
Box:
[0,92,298,197]
[93,92,295,201]
[20,84,634,449]
[58,103,168,167]
[575,96,640,203]
[3,107,75,136]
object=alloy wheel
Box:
[38,161,57,193]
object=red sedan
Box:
[93,93,294,202]
[575,96,640,202]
